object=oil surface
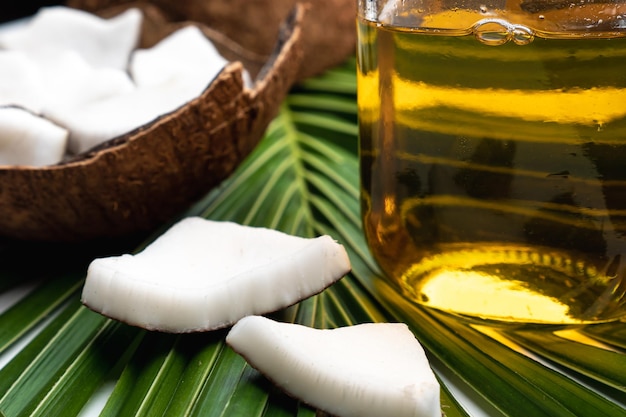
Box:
[358,15,626,324]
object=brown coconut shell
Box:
[0,3,305,242]
[66,0,356,81]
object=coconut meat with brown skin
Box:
[226,315,441,417]
[0,106,68,166]
[81,217,352,333]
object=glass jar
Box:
[357,0,626,324]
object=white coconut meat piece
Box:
[81,217,352,332]
[39,49,135,145]
[131,25,253,90]
[0,50,44,112]
[226,316,441,417]
[0,6,142,71]
[55,73,215,154]
[38,49,135,116]
[130,26,227,88]
[54,26,238,154]
[0,107,68,166]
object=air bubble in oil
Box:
[473,18,535,45]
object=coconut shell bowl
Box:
[0,0,356,242]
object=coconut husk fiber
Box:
[66,0,356,81]
[0,2,305,242]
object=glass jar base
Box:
[397,245,626,325]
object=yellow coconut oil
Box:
[357,9,626,324]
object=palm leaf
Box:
[1,57,625,417]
